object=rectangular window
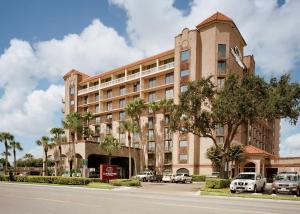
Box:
[70,100,75,106]
[218,44,226,58]
[216,136,224,144]
[107,101,112,111]
[133,95,139,100]
[164,115,170,125]
[70,87,75,95]
[95,93,99,101]
[133,81,140,92]
[107,89,112,98]
[84,107,88,112]
[119,132,126,144]
[95,117,101,124]
[179,140,188,148]
[95,104,100,113]
[148,117,154,129]
[164,127,171,140]
[165,73,174,84]
[120,86,126,96]
[180,50,189,61]
[119,111,125,121]
[148,92,156,102]
[179,154,188,161]
[164,140,173,152]
[148,130,154,141]
[218,61,226,75]
[148,141,155,152]
[216,124,224,136]
[180,69,190,77]
[84,96,88,104]
[106,124,112,134]
[119,99,126,108]
[165,88,174,99]
[148,78,156,88]
[217,78,225,89]
[107,114,112,120]
[180,85,188,93]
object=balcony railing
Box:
[148,147,155,153]
[148,160,155,166]
[77,62,175,95]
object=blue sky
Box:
[0,0,299,160]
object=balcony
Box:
[77,62,175,96]
[106,129,112,135]
[148,147,155,153]
[148,159,155,166]
[164,146,173,153]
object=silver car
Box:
[272,173,300,196]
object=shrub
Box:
[192,175,206,182]
[205,178,231,189]
[0,175,9,181]
[109,179,141,187]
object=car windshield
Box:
[275,175,299,181]
[236,174,255,180]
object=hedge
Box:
[192,175,206,182]
[109,179,141,187]
[205,178,231,189]
[0,175,102,185]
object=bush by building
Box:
[192,175,206,182]
[205,178,231,189]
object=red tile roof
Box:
[244,145,275,157]
[196,12,233,29]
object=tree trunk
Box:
[59,145,62,175]
[69,160,73,177]
[128,134,132,179]
[13,148,16,175]
[219,155,227,179]
[108,155,111,166]
[4,141,8,175]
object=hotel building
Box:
[58,12,282,178]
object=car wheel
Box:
[230,190,236,193]
[297,189,300,197]
[142,178,146,182]
[253,185,257,193]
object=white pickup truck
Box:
[230,172,266,193]
[135,171,154,182]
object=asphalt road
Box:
[0,182,300,214]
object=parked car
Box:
[175,173,192,183]
[136,171,154,182]
[148,174,163,182]
[206,172,220,179]
[162,174,176,183]
[272,172,300,196]
[230,172,266,193]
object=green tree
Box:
[63,112,83,176]
[50,127,65,175]
[120,121,138,178]
[0,132,14,175]
[206,145,222,172]
[82,111,93,140]
[228,144,245,177]
[100,135,121,165]
[23,153,34,159]
[36,136,53,176]
[172,74,300,178]
[9,141,23,174]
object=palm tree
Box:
[0,132,14,175]
[119,121,138,178]
[9,141,23,174]
[36,136,53,176]
[148,101,160,170]
[23,153,34,159]
[228,144,245,177]
[83,111,93,140]
[50,127,65,175]
[63,112,83,176]
[124,98,146,169]
[100,135,121,165]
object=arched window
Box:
[176,168,189,175]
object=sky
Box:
[0,0,300,160]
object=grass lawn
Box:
[200,187,300,201]
[86,182,113,189]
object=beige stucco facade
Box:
[57,12,283,178]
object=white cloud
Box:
[0,18,144,149]
[111,0,300,74]
[280,133,300,156]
